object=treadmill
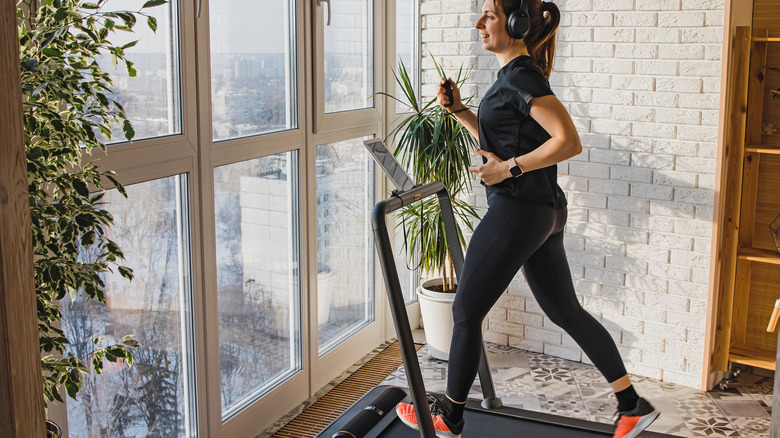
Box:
[315,139,674,438]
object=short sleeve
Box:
[504,67,554,116]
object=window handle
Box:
[317,0,331,26]
[196,0,202,18]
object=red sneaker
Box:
[396,394,464,438]
[613,397,660,438]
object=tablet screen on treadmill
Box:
[363,139,416,192]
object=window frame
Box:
[49,0,423,435]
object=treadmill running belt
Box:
[317,386,676,438]
[378,413,608,437]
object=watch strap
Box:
[509,157,524,178]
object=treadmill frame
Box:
[312,182,676,438]
[371,182,502,438]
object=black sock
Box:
[441,394,465,422]
[615,385,640,412]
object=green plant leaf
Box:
[24,0,145,406]
[31,82,49,97]
[116,12,137,28]
[54,8,68,21]
[41,47,63,57]
[147,16,158,32]
[80,230,95,246]
[125,60,137,77]
[92,356,104,373]
[122,119,135,140]
[21,58,39,72]
[430,53,448,83]
[65,368,81,398]
[118,266,133,280]
[143,0,168,7]
[48,264,61,281]
[383,55,479,285]
[71,179,89,197]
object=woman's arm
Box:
[437,78,479,140]
[469,94,582,185]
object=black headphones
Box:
[505,0,530,40]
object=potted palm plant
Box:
[376,57,480,359]
[18,0,165,433]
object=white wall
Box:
[420,0,725,388]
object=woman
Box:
[395,1,659,437]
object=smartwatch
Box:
[509,158,524,178]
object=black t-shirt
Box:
[477,55,566,207]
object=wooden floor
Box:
[271,342,417,438]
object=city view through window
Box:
[57,0,418,434]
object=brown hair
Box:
[496,0,561,78]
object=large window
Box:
[52,0,421,435]
[395,0,418,114]
[213,153,301,420]
[62,176,195,436]
[393,0,420,302]
[101,0,182,142]
[323,0,374,113]
[316,137,375,354]
[209,0,297,140]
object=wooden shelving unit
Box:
[714,27,780,373]
[738,247,780,265]
[729,346,777,370]
[745,144,780,155]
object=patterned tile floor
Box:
[380,340,774,438]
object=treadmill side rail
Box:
[371,182,502,438]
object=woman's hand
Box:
[468,148,513,185]
[437,77,466,112]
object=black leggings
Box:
[446,192,627,401]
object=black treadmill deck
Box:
[316,386,678,438]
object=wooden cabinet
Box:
[714,27,780,373]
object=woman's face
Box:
[475,0,514,54]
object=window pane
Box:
[213,153,301,419]
[395,0,418,114]
[101,0,182,142]
[324,0,374,113]
[317,137,375,354]
[210,0,297,141]
[62,175,195,437]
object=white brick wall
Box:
[420,0,724,388]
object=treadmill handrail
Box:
[371,182,500,438]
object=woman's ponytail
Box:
[526,0,560,78]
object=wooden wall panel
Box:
[731,260,752,345]
[0,0,46,436]
[760,42,780,149]
[753,156,780,251]
[745,263,780,352]
[753,0,780,38]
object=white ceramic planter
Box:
[417,278,456,361]
[318,270,337,325]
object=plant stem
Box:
[448,253,455,292]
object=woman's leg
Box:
[520,207,660,438]
[521,206,629,385]
[446,195,556,402]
